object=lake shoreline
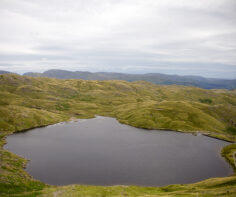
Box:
[4,116,234,186]
[1,115,236,196]
[8,114,235,143]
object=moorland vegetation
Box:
[0,74,236,196]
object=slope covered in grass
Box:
[0,74,235,141]
[0,74,236,196]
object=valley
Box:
[0,74,236,196]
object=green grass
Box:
[226,127,236,135]
[0,74,236,196]
[199,98,213,104]
[221,144,236,171]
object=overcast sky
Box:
[0,0,236,78]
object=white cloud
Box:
[0,0,235,78]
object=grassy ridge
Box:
[0,74,236,196]
[0,74,236,140]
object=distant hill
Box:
[24,69,236,89]
[0,70,12,75]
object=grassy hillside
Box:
[0,74,236,196]
[0,74,236,141]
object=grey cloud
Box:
[0,0,235,78]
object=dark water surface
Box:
[5,116,233,186]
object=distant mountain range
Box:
[1,69,235,89]
[0,70,12,75]
[22,69,236,89]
